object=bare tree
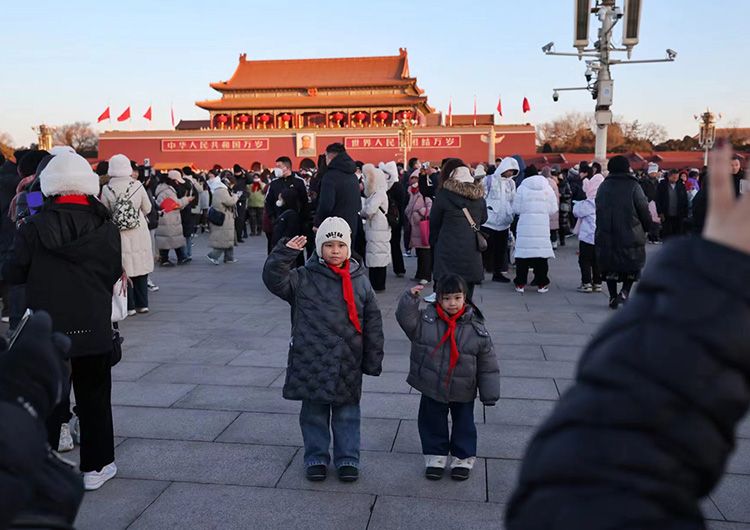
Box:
[536,112,596,152]
[0,132,14,160]
[52,122,99,154]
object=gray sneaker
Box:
[58,423,74,452]
[206,255,220,265]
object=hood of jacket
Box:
[496,157,520,177]
[362,164,387,197]
[442,177,485,201]
[518,174,550,192]
[327,152,357,175]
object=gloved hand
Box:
[0,311,71,421]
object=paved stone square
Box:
[65,233,749,529]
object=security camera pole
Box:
[543,0,677,162]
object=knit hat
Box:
[108,154,132,178]
[474,164,487,178]
[40,152,99,197]
[49,145,76,156]
[449,166,473,183]
[607,155,630,174]
[315,217,352,259]
[647,162,660,175]
[167,169,185,184]
[18,150,50,178]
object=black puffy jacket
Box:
[506,238,750,529]
[263,243,384,405]
[2,198,122,356]
[430,178,488,284]
[313,152,361,238]
[595,172,652,274]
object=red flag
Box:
[143,106,152,121]
[522,97,531,113]
[447,99,452,127]
[97,107,110,123]
[171,106,175,127]
[473,96,477,126]
[117,107,131,122]
[497,97,503,117]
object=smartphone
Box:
[422,162,430,169]
[741,180,749,195]
[8,309,34,350]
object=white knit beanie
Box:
[167,169,185,184]
[647,162,660,175]
[450,166,474,184]
[315,217,352,259]
[108,154,132,178]
[40,152,99,197]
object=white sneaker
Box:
[206,255,220,265]
[419,279,429,285]
[538,285,550,293]
[450,456,476,470]
[69,415,80,445]
[424,455,448,468]
[424,293,437,303]
[147,281,159,292]
[83,462,117,491]
[515,285,525,293]
[127,309,137,317]
[0,316,8,323]
[136,307,149,314]
[58,423,74,452]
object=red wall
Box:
[98,127,536,170]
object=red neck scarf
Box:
[327,260,362,334]
[55,195,89,205]
[409,185,420,194]
[434,303,467,386]
[251,182,262,193]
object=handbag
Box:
[111,322,123,367]
[208,206,226,226]
[419,217,430,247]
[462,208,488,252]
[111,276,128,323]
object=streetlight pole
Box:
[544,0,676,163]
[695,109,719,167]
[395,118,417,164]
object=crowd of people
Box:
[0,139,747,528]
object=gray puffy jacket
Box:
[263,242,384,405]
[396,290,499,404]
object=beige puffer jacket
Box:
[155,183,191,250]
[208,186,238,249]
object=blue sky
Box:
[1,0,747,147]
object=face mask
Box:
[253,177,260,182]
[273,167,284,178]
[411,182,418,188]
[276,199,284,208]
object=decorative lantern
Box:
[355,111,366,126]
[237,114,249,129]
[280,113,292,129]
[402,110,413,120]
[333,111,345,127]
[216,114,228,129]
[376,111,389,126]
[259,113,270,129]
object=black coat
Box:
[265,174,309,224]
[656,179,689,218]
[313,152,361,238]
[271,209,302,247]
[0,161,21,272]
[2,199,122,356]
[595,172,652,274]
[430,178,488,284]
[506,238,750,529]
[263,243,384,405]
[640,176,658,203]
[386,177,406,226]
[177,180,199,237]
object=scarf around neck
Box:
[327,260,362,334]
[434,303,467,386]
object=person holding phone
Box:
[2,152,122,491]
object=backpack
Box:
[384,188,401,227]
[107,181,141,230]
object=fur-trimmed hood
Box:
[362,163,388,197]
[442,176,485,200]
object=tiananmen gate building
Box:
[98,49,537,169]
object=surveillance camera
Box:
[552,91,559,102]
[666,49,677,60]
[585,67,593,82]
[542,42,554,53]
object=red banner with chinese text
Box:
[161,138,270,152]
[344,136,461,150]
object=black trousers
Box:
[662,216,685,240]
[514,257,550,287]
[127,275,149,310]
[482,228,509,275]
[369,267,387,292]
[417,395,476,459]
[390,224,405,275]
[159,247,187,262]
[578,242,601,285]
[248,208,263,235]
[415,248,432,282]
[48,353,114,472]
[235,208,248,240]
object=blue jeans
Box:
[185,234,193,258]
[299,401,360,468]
[417,395,477,459]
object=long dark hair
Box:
[436,273,469,298]
[438,158,465,189]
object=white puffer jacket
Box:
[513,175,558,259]
[483,158,517,231]
[361,164,392,268]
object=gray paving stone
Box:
[74,478,170,530]
[494,332,590,347]
[173,385,301,414]
[359,392,423,420]
[487,458,522,504]
[113,406,239,441]
[708,523,750,530]
[363,371,412,394]
[712,474,750,523]
[129,482,374,530]
[216,411,399,452]
[393,420,534,460]
[140,363,282,387]
[703,497,725,521]
[484,399,557,427]
[276,450,487,502]
[542,345,584,362]
[111,381,196,407]
[533,321,597,334]
[555,378,576,395]
[227,349,289,368]
[111,361,160,381]
[496,344,545,360]
[577,311,612,324]
[369,495,506,530]
[381,354,411,373]
[500,359,577,379]
[500,377,559,400]
[115,438,296,487]
[727,439,750,474]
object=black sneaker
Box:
[451,467,471,481]
[305,464,327,482]
[609,297,619,310]
[492,274,511,283]
[159,260,174,267]
[177,257,192,265]
[425,467,445,480]
[337,465,359,482]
